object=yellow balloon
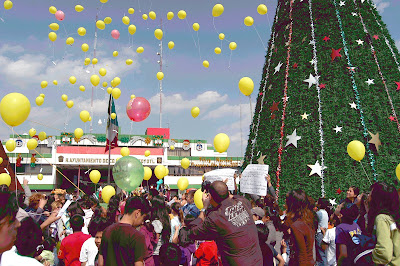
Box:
[80,110,90,122]
[84,58,91,65]
[164,167,169,177]
[90,170,101,184]
[168,41,175,49]
[113,51,119,57]
[238,77,254,96]
[257,4,268,15]
[74,128,83,138]
[37,174,43,180]
[156,72,164,81]
[4,1,13,10]
[113,77,121,86]
[0,93,31,127]
[128,25,136,35]
[120,147,130,156]
[0,157,3,164]
[92,58,98,65]
[131,94,136,99]
[136,47,144,53]
[178,10,186,19]
[35,96,44,106]
[167,12,174,20]
[96,20,105,30]
[347,140,366,161]
[61,94,68,101]
[191,107,200,118]
[53,80,58,85]
[154,165,166,179]
[229,42,237,50]
[177,177,189,190]
[90,75,100,86]
[396,163,400,181]
[48,32,57,42]
[102,185,115,203]
[194,189,204,209]
[244,16,254,26]
[27,139,38,150]
[193,23,200,31]
[213,133,230,153]
[126,59,133,65]
[111,113,116,119]
[5,139,16,152]
[122,16,130,25]
[215,47,221,54]
[170,145,175,150]
[79,85,86,92]
[212,4,224,17]
[81,43,89,52]
[40,93,45,98]
[143,167,152,181]
[49,23,59,31]
[107,87,113,94]
[145,150,151,157]
[41,81,48,88]
[29,128,36,137]
[112,88,121,99]
[0,173,11,187]
[49,6,57,14]
[149,11,156,20]
[154,29,163,40]
[181,158,190,169]
[142,14,148,20]
[102,82,108,87]
[203,60,209,68]
[38,131,47,141]
[99,68,107,76]
[89,116,92,121]
[104,17,112,24]
[219,33,225,40]
[128,8,135,14]
[66,37,75,45]
[69,76,77,84]
[75,5,84,12]
[66,100,74,108]
[100,0,108,4]
[77,27,86,36]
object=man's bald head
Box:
[209,181,229,204]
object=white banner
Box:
[240,164,269,196]
[204,168,236,191]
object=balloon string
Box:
[26,119,64,133]
[228,50,232,69]
[196,31,202,61]
[185,19,198,49]
[212,17,231,42]
[359,161,372,185]
[252,25,267,51]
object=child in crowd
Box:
[256,224,285,266]
[322,215,340,266]
[173,214,197,266]
[194,240,221,266]
[80,216,109,266]
[140,219,157,266]
[159,243,182,266]
[37,237,56,266]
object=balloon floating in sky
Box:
[80,110,90,123]
[77,27,86,36]
[69,76,77,84]
[29,128,36,137]
[55,10,65,21]
[111,113,116,119]
[5,140,16,152]
[347,140,366,162]
[102,186,115,204]
[229,42,237,50]
[66,100,74,108]
[122,16,130,25]
[238,77,254,96]
[104,17,112,24]
[111,30,120,39]
[84,58,90,65]
[244,16,254,26]
[40,93,45,98]
[143,167,152,181]
[257,4,268,15]
[48,32,57,42]
[0,93,31,127]
[203,60,209,68]
[219,33,225,40]
[74,128,83,139]
[126,97,151,122]
[212,4,224,17]
[89,170,101,183]
[53,80,58,85]
[156,72,164,81]
[149,11,156,20]
[61,94,68,102]
[168,41,175,49]
[113,156,144,192]
[79,86,85,91]
[120,147,129,156]
[214,133,230,153]
[41,81,48,88]
[142,14,148,20]
[100,0,108,3]
[35,96,44,106]
[49,23,59,31]
[4,1,13,10]
[177,177,189,190]
[75,5,84,12]
[92,58,98,64]
[128,8,134,14]
[145,150,150,157]
[66,37,74,45]
[112,88,121,99]
[96,20,105,30]
[99,68,107,76]
[49,6,57,14]
[113,51,118,57]
[90,75,100,86]
[167,12,174,20]
[126,59,133,65]
[193,23,200,31]
[82,43,89,52]
[136,47,144,53]
[154,29,163,40]
[178,10,186,19]
[128,25,136,35]
[191,107,200,118]
[38,131,47,141]
[27,139,38,150]
[215,47,221,54]
[0,173,11,187]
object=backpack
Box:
[352,234,376,265]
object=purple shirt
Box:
[335,222,362,264]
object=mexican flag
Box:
[105,95,118,153]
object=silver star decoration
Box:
[329,198,337,206]
[339,1,346,6]
[282,96,290,102]
[349,102,357,109]
[352,12,358,16]
[257,154,266,164]
[307,161,326,177]
[366,79,374,85]
[274,62,283,74]
[301,113,309,120]
[309,40,316,45]
[333,125,342,133]
[304,73,317,88]
[285,129,301,148]
[356,39,364,45]
[361,0,365,3]
[309,59,317,65]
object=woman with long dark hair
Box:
[284,189,315,266]
[151,195,171,266]
[368,182,400,265]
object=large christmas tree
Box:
[244,0,400,203]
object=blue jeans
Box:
[316,231,327,266]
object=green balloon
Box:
[112,156,144,192]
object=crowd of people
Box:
[0,174,399,266]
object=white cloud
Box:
[202,102,255,120]
[149,91,228,114]
[74,97,109,115]
[396,40,400,51]
[373,0,390,13]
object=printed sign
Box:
[240,164,269,196]
[204,168,236,191]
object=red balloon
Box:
[111,30,120,40]
[126,97,151,122]
[55,10,65,21]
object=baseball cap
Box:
[251,207,265,218]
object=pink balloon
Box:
[55,10,65,21]
[126,97,151,122]
[111,30,120,40]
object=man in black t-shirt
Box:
[98,196,150,266]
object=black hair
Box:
[0,190,18,224]
[201,180,212,193]
[159,243,182,266]
[15,217,43,257]
[340,204,359,224]
[350,186,360,197]
[171,202,184,224]
[256,223,270,244]
[88,216,110,237]
[43,237,56,251]
[151,195,171,244]
[107,195,120,223]
[67,201,84,217]
[149,189,159,197]
[125,196,151,215]
[70,214,84,232]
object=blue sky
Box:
[0,0,398,156]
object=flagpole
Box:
[107,94,112,184]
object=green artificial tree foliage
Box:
[244,0,400,204]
